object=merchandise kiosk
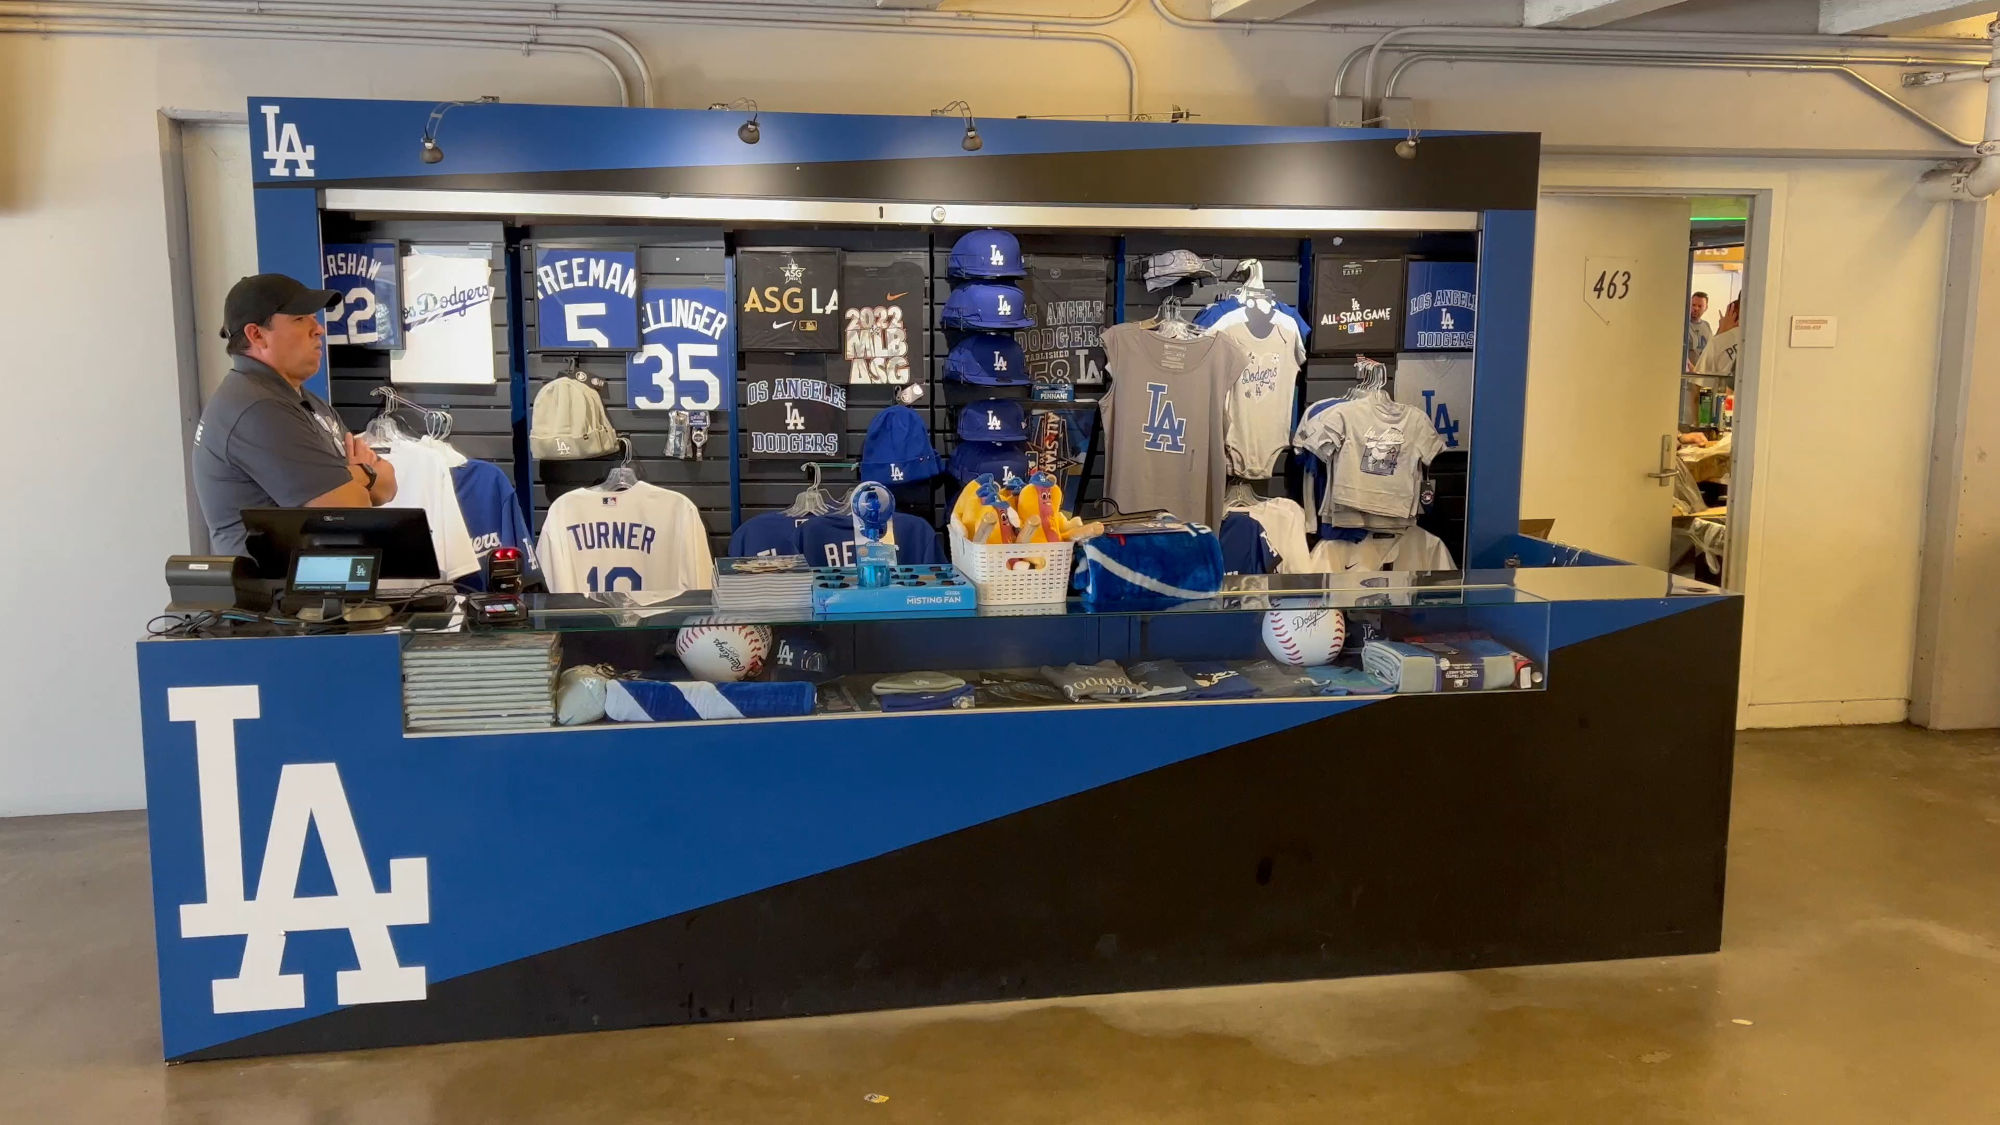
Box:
[139,98,1742,1062]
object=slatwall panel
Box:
[321,220,515,482]
[519,227,732,556]
[732,230,943,538]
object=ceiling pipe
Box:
[1912,21,2000,200]
[1379,48,1979,149]
[0,18,635,103]
[0,1,652,104]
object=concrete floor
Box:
[3,724,1997,1124]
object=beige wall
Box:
[0,16,1986,813]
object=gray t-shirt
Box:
[1100,324,1241,527]
[192,356,353,557]
[1294,394,1444,520]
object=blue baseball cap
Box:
[942,283,1034,330]
[948,440,1029,484]
[859,404,942,486]
[945,333,1029,386]
[956,397,1027,442]
[767,627,836,684]
[948,229,1025,279]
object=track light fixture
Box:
[933,100,982,152]
[1395,133,1421,160]
[418,96,499,167]
[710,99,760,144]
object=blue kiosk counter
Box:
[139,565,1738,1061]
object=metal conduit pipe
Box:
[1340,22,1990,105]
[32,0,1139,116]
[0,1,652,104]
[1378,49,1978,148]
[0,19,635,103]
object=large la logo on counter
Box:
[169,685,428,1014]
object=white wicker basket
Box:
[948,523,1075,605]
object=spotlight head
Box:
[961,122,982,152]
[420,137,444,164]
[1394,137,1419,160]
[738,118,760,145]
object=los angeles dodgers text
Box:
[743,378,846,409]
[537,256,639,300]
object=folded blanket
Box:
[605,679,817,722]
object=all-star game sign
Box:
[738,249,841,352]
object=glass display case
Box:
[397,573,1552,734]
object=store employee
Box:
[192,273,397,557]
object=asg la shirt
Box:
[1099,323,1243,527]
[538,480,714,602]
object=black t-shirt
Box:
[1020,255,1111,386]
[741,354,848,458]
[1311,257,1402,354]
[841,255,924,384]
[738,248,842,352]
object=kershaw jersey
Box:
[798,512,944,569]
[322,241,401,348]
[728,511,812,557]
[629,287,731,411]
[450,459,539,591]
[535,247,640,350]
[538,480,713,601]
[1197,295,1307,479]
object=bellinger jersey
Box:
[738,248,841,352]
[1196,295,1307,479]
[1099,323,1242,527]
[538,480,714,601]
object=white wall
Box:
[0,14,1987,813]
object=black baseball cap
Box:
[221,273,340,339]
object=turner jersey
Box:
[1198,295,1307,478]
[629,287,731,412]
[538,480,714,599]
[322,241,401,348]
[738,248,841,351]
[798,512,945,568]
[842,256,923,384]
[535,247,640,350]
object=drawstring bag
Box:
[1075,517,1224,610]
[530,375,618,460]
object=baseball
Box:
[1260,608,1347,667]
[674,623,773,682]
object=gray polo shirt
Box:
[192,356,353,557]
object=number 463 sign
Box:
[1584,257,1637,324]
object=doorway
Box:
[1520,192,1755,586]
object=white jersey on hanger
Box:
[1307,527,1456,574]
[538,480,713,602]
[1203,297,1306,479]
[1231,496,1313,575]
[381,437,480,581]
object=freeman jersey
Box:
[798,512,945,569]
[738,248,841,351]
[537,480,714,601]
[535,247,640,350]
[322,241,401,348]
[1197,295,1308,479]
[629,287,731,411]
[841,256,924,384]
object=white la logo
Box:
[169,685,427,1014]
[890,464,905,481]
[987,412,1002,430]
[1440,309,1456,329]
[989,245,1006,265]
[992,353,1008,371]
[259,105,316,178]
[995,294,1012,316]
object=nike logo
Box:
[772,320,795,329]
[884,292,909,302]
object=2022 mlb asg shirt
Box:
[1099,323,1243,527]
[738,249,841,352]
[841,256,924,384]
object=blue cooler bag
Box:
[1076,519,1225,610]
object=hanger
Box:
[1345,356,1390,401]
[599,436,639,492]
[1229,258,1274,300]
[1150,294,1200,341]
[1224,479,1262,509]
[786,461,851,516]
